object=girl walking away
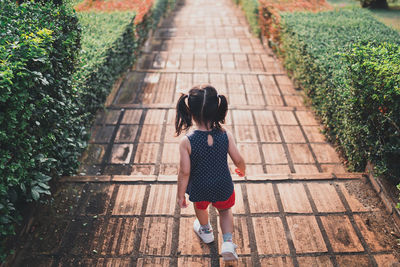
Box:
[175,84,246,262]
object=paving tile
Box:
[220,257,252,266]
[111,144,134,164]
[115,125,139,143]
[338,184,369,212]
[113,185,147,215]
[134,143,159,163]
[257,125,281,142]
[280,126,306,143]
[320,215,364,252]
[241,164,264,176]
[246,183,278,213]
[178,257,211,266]
[320,164,346,173]
[131,165,155,175]
[284,95,304,107]
[178,217,211,255]
[81,144,106,164]
[81,184,114,215]
[140,217,173,255]
[253,217,290,255]
[335,255,371,267]
[232,184,246,214]
[235,125,258,142]
[179,200,196,216]
[217,217,251,254]
[310,144,340,163]
[92,218,137,255]
[277,184,312,213]
[228,93,247,105]
[144,109,166,125]
[353,214,391,251]
[296,256,333,267]
[265,95,285,106]
[90,126,115,143]
[262,144,288,164]
[166,53,180,69]
[287,216,327,253]
[374,254,400,266]
[146,184,176,215]
[253,110,275,125]
[266,164,291,173]
[307,183,346,212]
[238,143,261,163]
[302,126,325,143]
[259,257,294,266]
[96,109,121,125]
[139,125,163,142]
[275,111,297,125]
[159,163,179,175]
[287,144,315,164]
[121,109,143,124]
[295,111,319,126]
[137,258,171,266]
[162,143,180,163]
[258,75,281,95]
[247,94,266,106]
[294,164,319,174]
[232,110,253,125]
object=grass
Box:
[327,0,400,30]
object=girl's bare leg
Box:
[218,208,233,234]
[194,206,209,225]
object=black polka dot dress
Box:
[186,129,234,203]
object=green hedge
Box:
[234,0,260,36]
[73,11,137,117]
[0,0,81,260]
[343,43,400,179]
[279,8,400,179]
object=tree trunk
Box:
[361,0,389,9]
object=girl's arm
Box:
[226,130,246,176]
[177,136,191,208]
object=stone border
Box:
[366,162,400,231]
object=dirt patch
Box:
[343,179,400,258]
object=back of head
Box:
[175,84,228,135]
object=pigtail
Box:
[216,95,228,125]
[175,94,192,136]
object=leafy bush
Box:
[234,0,260,36]
[258,0,330,50]
[278,8,400,179]
[0,0,80,260]
[342,43,400,179]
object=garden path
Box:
[11,0,400,266]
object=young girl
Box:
[175,84,246,261]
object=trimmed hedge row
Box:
[278,9,400,179]
[234,0,260,36]
[1,0,177,261]
[258,0,329,50]
[0,0,81,260]
[73,11,138,117]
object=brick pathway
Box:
[11,0,399,266]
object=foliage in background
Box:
[234,0,260,36]
[258,0,330,50]
[0,0,81,260]
[277,9,400,180]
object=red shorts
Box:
[194,191,235,210]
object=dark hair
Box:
[175,84,228,136]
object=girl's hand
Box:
[177,196,188,208]
[235,168,245,177]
